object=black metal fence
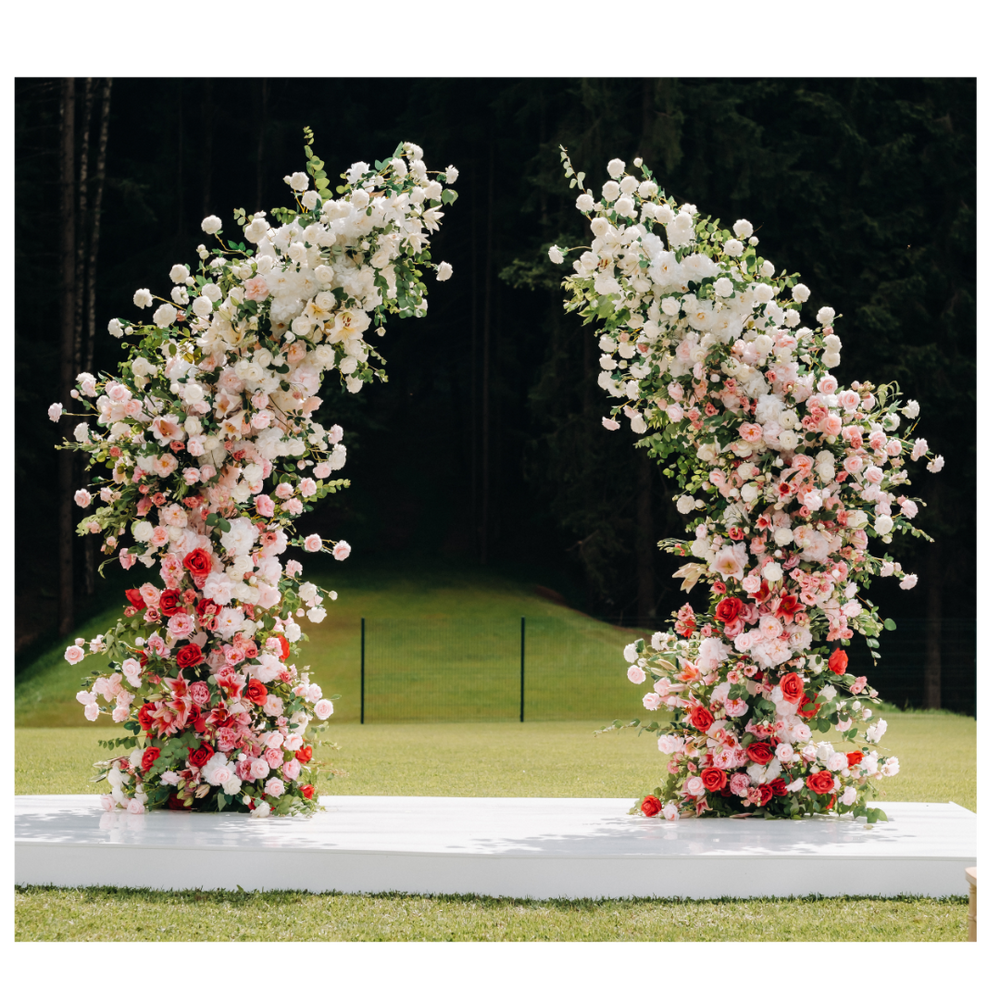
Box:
[355,616,976,723]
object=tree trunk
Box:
[82,78,111,598]
[201,78,214,217]
[636,450,655,627]
[58,78,76,637]
[479,136,494,566]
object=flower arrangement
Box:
[50,131,457,816]
[551,149,942,822]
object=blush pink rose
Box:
[248,757,270,780]
[282,759,301,780]
[64,644,85,664]
[333,540,351,561]
[244,276,270,301]
[304,534,323,553]
[255,495,275,517]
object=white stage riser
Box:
[15,845,974,899]
[15,795,976,900]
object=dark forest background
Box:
[14,78,975,710]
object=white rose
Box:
[548,246,564,264]
[791,283,811,303]
[575,193,594,212]
[133,288,153,309]
[901,399,920,419]
[874,514,894,535]
[191,296,213,318]
[152,303,177,328]
[169,264,190,283]
[606,158,626,179]
[201,215,222,234]
[733,219,753,239]
[817,306,836,325]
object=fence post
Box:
[520,616,525,723]
[360,617,365,725]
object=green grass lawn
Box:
[15,561,651,728]
[14,562,977,941]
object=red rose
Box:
[769,778,788,797]
[714,597,744,625]
[300,785,315,800]
[246,679,268,706]
[141,747,161,772]
[276,635,290,661]
[137,703,156,732]
[688,705,716,732]
[175,643,204,668]
[295,745,313,764]
[828,649,848,675]
[640,795,663,817]
[196,597,219,618]
[700,767,727,793]
[159,589,183,616]
[746,742,774,765]
[167,793,190,810]
[806,770,835,795]
[755,783,773,807]
[846,751,864,767]
[188,742,214,768]
[125,588,146,610]
[779,672,804,703]
[798,696,820,719]
[183,548,213,577]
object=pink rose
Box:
[911,438,928,460]
[314,463,331,479]
[282,758,301,780]
[601,417,620,431]
[299,478,317,497]
[626,665,646,684]
[189,681,211,706]
[282,498,304,515]
[255,495,275,517]
[264,777,285,797]
[275,482,294,500]
[84,702,100,721]
[313,698,334,720]
[64,644,86,664]
[729,772,750,797]
[900,574,918,590]
[333,540,351,561]
[248,757,270,780]
[304,534,323,553]
[244,276,270,301]
[74,489,92,508]
[264,747,283,768]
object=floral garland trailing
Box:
[551,149,943,823]
[49,131,457,816]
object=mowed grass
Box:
[14,715,976,942]
[14,885,967,942]
[14,561,977,942]
[15,561,648,728]
[15,711,976,807]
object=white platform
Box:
[14,795,975,899]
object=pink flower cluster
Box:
[54,139,454,815]
[557,152,937,822]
